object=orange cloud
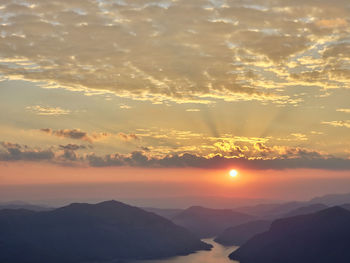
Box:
[118,133,139,141]
[316,18,348,29]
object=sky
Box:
[0,0,350,206]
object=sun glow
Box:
[229,169,238,178]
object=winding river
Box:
[130,239,239,263]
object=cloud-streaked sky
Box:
[0,0,350,203]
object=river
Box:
[130,238,239,263]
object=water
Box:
[130,239,239,263]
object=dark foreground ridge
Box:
[229,206,350,263]
[0,200,211,263]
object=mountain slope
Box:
[235,201,304,218]
[309,192,350,206]
[142,207,183,219]
[215,220,271,246]
[0,200,211,263]
[216,203,328,246]
[172,206,254,238]
[229,206,350,263]
[0,201,51,211]
[281,203,328,218]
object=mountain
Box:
[142,207,183,219]
[341,203,350,210]
[172,206,255,238]
[0,200,211,263]
[0,201,51,211]
[234,192,350,219]
[215,203,329,246]
[281,203,328,218]
[235,201,303,218]
[309,192,350,206]
[120,196,276,209]
[229,206,350,263]
[215,220,271,246]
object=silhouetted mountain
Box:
[215,220,271,246]
[172,206,254,238]
[0,201,51,211]
[309,192,350,206]
[0,200,211,263]
[121,196,276,209]
[340,203,350,210]
[229,206,350,263]
[235,201,303,218]
[234,192,350,219]
[215,204,329,246]
[142,207,184,219]
[281,203,328,218]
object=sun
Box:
[229,169,238,178]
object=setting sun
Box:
[229,169,238,178]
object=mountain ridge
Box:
[0,200,211,263]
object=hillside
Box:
[172,206,254,238]
[229,207,350,263]
[0,200,211,263]
[215,220,271,246]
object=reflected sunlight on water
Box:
[130,238,239,263]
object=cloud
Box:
[315,18,348,29]
[322,121,350,129]
[0,142,54,161]
[86,151,350,171]
[290,133,308,141]
[1,141,349,170]
[1,0,349,104]
[119,104,132,109]
[26,105,71,116]
[118,132,139,141]
[337,109,350,114]
[58,144,89,151]
[140,146,151,152]
[40,128,109,143]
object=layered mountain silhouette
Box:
[0,200,211,263]
[309,192,350,206]
[235,201,304,218]
[172,206,254,238]
[215,203,329,246]
[234,191,350,219]
[0,201,51,211]
[215,220,271,246]
[229,206,350,263]
[280,203,328,218]
[142,207,184,219]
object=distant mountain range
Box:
[140,192,350,243]
[234,191,350,219]
[215,219,271,246]
[229,206,350,263]
[4,191,350,263]
[0,201,51,211]
[142,207,184,219]
[172,206,255,238]
[0,200,211,263]
[215,203,330,246]
[309,192,350,206]
[281,203,328,218]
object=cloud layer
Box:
[1,141,350,171]
[1,0,349,104]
